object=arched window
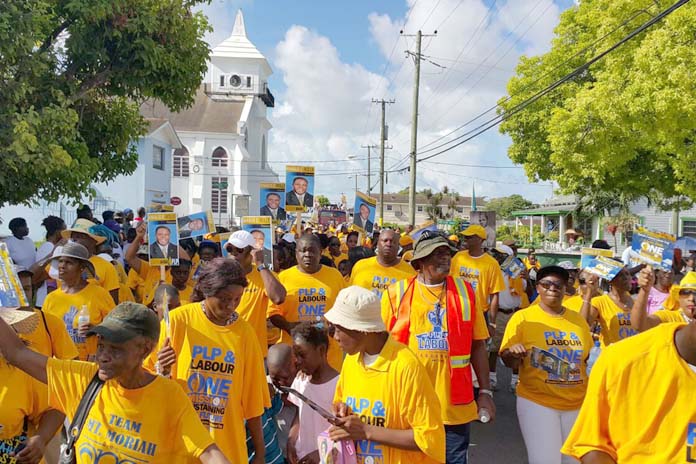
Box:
[173,147,190,177]
[261,135,267,170]
[212,146,228,168]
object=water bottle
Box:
[78,304,90,327]
[586,340,601,376]
[478,408,491,424]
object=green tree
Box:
[485,194,534,220]
[1,0,212,207]
[499,0,696,208]
[316,195,330,207]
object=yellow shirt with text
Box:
[144,303,268,464]
[47,358,214,463]
[237,268,274,356]
[42,284,115,361]
[381,279,488,425]
[20,309,78,359]
[591,294,637,347]
[500,304,592,410]
[335,338,445,464]
[449,251,505,311]
[89,255,121,293]
[269,265,346,370]
[561,323,696,463]
[350,257,416,297]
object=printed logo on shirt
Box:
[297,288,327,322]
[531,331,584,384]
[63,306,85,345]
[370,276,398,296]
[346,397,386,464]
[415,304,449,351]
[0,431,26,464]
[78,415,158,463]
[457,267,480,290]
[187,345,236,429]
[616,313,637,339]
[686,423,696,462]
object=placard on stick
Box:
[241,216,274,268]
[148,213,180,266]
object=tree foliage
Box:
[316,195,330,207]
[485,194,533,220]
[499,0,696,209]
[0,0,212,207]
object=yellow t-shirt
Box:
[563,294,584,312]
[349,257,416,297]
[47,358,214,463]
[500,304,592,410]
[523,258,541,271]
[138,260,172,307]
[334,338,445,463]
[561,323,696,463]
[20,309,78,359]
[591,294,638,347]
[329,252,349,267]
[269,265,346,370]
[42,283,115,361]
[144,303,269,464]
[237,268,273,356]
[662,285,680,311]
[177,283,194,306]
[654,308,690,324]
[449,251,505,312]
[381,279,489,425]
[89,255,121,293]
[113,261,136,303]
[127,268,145,303]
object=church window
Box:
[173,147,190,177]
[212,146,228,168]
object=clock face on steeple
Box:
[230,74,242,88]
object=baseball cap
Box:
[87,302,160,342]
[536,265,570,283]
[227,230,256,249]
[558,260,579,271]
[495,245,514,256]
[448,234,460,243]
[462,224,486,239]
[399,235,414,247]
[324,286,386,332]
[412,231,458,262]
[503,239,517,247]
[678,272,696,290]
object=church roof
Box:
[211,10,272,75]
[140,86,244,134]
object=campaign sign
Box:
[580,247,614,269]
[148,203,174,213]
[219,233,232,258]
[0,243,29,307]
[501,256,525,278]
[352,192,377,234]
[260,182,287,221]
[148,212,180,266]
[285,166,315,212]
[584,255,624,281]
[241,216,274,267]
[178,211,214,239]
[317,431,357,464]
[530,346,576,382]
[631,225,676,271]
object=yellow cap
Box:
[399,235,414,247]
[449,234,460,242]
[462,224,487,240]
[679,271,696,290]
[402,250,414,262]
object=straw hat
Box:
[61,219,106,245]
[324,286,386,332]
[0,308,39,334]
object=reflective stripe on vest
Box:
[450,354,471,368]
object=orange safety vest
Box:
[386,276,477,405]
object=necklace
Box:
[201,300,238,326]
[609,292,632,311]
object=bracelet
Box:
[479,389,494,398]
[488,323,497,329]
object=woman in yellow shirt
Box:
[501,265,592,464]
[580,267,636,346]
[150,258,268,464]
[631,269,696,332]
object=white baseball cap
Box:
[227,230,256,250]
[324,286,386,333]
[281,233,296,244]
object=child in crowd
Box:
[151,284,180,320]
[288,323,339,464]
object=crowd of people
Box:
[0,204,694,464]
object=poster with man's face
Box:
[148,212,180,266]
[259,182,287,221]
[353,192,377,234]
[285,166,315,212]
[241,216,274,267]
[177,211,214,239]
[470,211,497,249]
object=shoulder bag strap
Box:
[63,373,104,455]
[38,310,54,357]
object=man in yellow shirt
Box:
[382,231,494,463]
[561,322,696,463]
[350,229,415,297]
[327,286,445,463]
[224,230,287,356]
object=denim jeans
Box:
[445,423,471,464]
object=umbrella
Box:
[675,236,696,253]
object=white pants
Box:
[517,396,579,464]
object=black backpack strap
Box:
[38,310,54,357]
[61,373,104,461]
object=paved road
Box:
[469,364,528,463]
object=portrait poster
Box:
[219,233,232,258]
[148,212,180,266]
[470,211,497,248]
[177,210,215,239]
[352,192,377,234]
[0,243,29,307]
[242,216,274,267]
[631,225,676,271]
[148,203,174,213]
[285,166,315,212]
[260,182,287,221]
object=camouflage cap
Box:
[87,302,160,343]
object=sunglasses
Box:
[538,280,565,291]
[679,289,696,297]
[578,278,586,285]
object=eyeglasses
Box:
[578,278,586,285]
[679,289,696,297]
[538,280,565,291]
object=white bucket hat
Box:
[324,286,386,333]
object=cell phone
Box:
[276,385,339,424]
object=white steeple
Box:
[231,9,246,37]
[211,9,271,76]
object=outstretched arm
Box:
[0,318,49,383]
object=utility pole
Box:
[360,144,377,196]
[372,99,395,226]
[403,29,436,225]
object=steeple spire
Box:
[231,9,246,37]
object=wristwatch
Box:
[479,388,494,398]
[257,263,271,272]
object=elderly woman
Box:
[631,269,696,332]
[0,302,231,463]
[41,242,115,361]
[500,265,592,464]
[148,258,268,464]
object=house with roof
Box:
[377,192,482,226]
